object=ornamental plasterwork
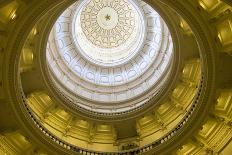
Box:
[81,0,136,48]
[46,0,174,112]
[74,0,144,65]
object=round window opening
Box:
[46,0,174,114]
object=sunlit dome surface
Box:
[46,0,174,114]
[74,0,145,66]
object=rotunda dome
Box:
[6,0,228,154]
[46,0,174,114]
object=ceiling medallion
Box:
[81,0,135,48]
[73,0,145,66]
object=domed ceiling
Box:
[75,0,144,64]
[7,0,232,154]
[46,0,173,114]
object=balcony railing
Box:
[19,74,204,155]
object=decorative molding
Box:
[3,0,219,154]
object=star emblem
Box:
[105,14,111,21]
